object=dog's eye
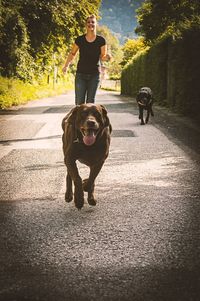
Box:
[81,111,88,117]
[93,111,101,119]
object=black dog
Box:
[136,87,154,125]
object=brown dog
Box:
[62,103,112,209]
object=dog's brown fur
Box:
[62,103,112,209]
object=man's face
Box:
[86,17,97,31]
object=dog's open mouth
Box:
[81,128,98,146]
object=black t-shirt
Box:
[75,34,106,74]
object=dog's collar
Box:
[73,130,84,144]
[73,138,80,143]
[138,101,146,106]
[73,129,80,143]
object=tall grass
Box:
[0,75,73,109]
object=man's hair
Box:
[86,14,97,22]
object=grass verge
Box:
[0,75,73,109]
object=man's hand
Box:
[106,53,112,61]
[62,65,68,74]
[101,53,112,62]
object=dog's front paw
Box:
[74,196,84,210]
[88,197,96,206]
[74,189,84,210]
[65,192,73,203]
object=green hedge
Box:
[121,27,200,119]
[121,39,168,103]
[167,28,200,116]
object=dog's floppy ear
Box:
[67,106,80,125]
[100,105,110,127]
[62,105,80,130]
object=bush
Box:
[0,74,73,109]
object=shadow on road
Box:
[0,105,74,115]
[0,94,199,157]
[0,195,199,301]
[0,102,135,115]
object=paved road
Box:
[0,90,200,301]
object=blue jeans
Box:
[75,72,100,105]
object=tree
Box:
[0,6,35,80]
[97,24,123,79]
[121,37,147,67]
[0,0,101,80]
[135,0,200,43]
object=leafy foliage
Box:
[135,0,200,43]
[0,75,73,109]
[0,7,35,80]
[121,37,148,67]
[97,25,123,79]
[121,26,200,120]
[0,0,101,81]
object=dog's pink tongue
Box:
[83,133,96,145]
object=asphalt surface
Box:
[0,90,200,301]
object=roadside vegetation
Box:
[121,0,200,119]
[0,0,101,109]
[1,0,199,116]
[0,0,141,109]
[0,75,73,109]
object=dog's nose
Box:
[87,120,96,127]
